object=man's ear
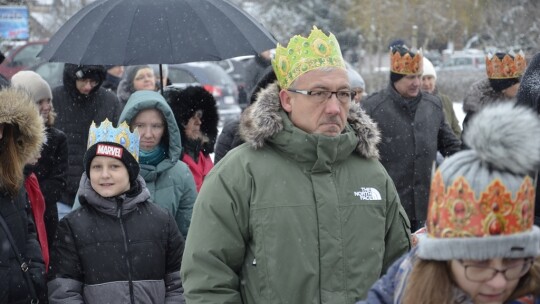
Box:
[279,89,292,113]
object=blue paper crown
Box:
[87,118,140,161]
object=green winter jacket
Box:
[181,83,411,304]
[118,90,197,238]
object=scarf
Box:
[139,144,167,166]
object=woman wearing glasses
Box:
[358,103,540,304]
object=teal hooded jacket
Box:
[181,83,411,303]
[118,90,197,238]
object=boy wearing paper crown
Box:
[362,45,462,231]
[47,119,185,303]
[181,26,411,303]
[358,103,540,304]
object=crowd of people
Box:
[0,23,539,304]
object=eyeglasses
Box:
[459,258,533,282]
[287,88,356,104]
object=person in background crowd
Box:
[117,65,156,106]
[117,90,197,238]
[421,57,462,138]
[181,26,411,303]
[243,48,273,95]
[102,65,124,93]
[462,51,526,139]
[48,119,184,303]
[516,52,540,227]
[213,65,276,164]
[0,88,47,302]
[23,155,49,270]
[359,103,540,304]
[362,45,461,231]
[517,52,540,113]
[53,64,121,207]
[347,63,366,104]
[166,86,219,192]
[11,70,68,249]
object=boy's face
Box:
[89,156,130,198]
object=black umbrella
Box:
[38,0,277,92]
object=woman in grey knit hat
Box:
[358,102,540,304]
[116,65,156,105]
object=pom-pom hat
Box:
[418,103,540,260]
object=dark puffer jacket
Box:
[0,188,47,303]
[516,53,540,225]
[48,175,185,303]
[53,64,122,205]
[32,126,67,246]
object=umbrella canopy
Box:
[38,0,277,65]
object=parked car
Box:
[168,62,241,127]
[28,61,64,89]
[216,57,251,110]
[0,40,48,79]
[438,49,486,71]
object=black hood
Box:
[62,63,106,100]
[165,85,219,155]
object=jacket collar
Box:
[239,82,380,161]
[78,175,151,216]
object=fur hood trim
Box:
[0,88,45,163]
[239,82,380,159]
[463,78,516,113]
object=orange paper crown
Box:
[426,170,535,239]
[486,51,526,79]
[390,48,423,75]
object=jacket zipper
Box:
[117,199,135,304]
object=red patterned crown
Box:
[426,171,535,239]
[486,51,526,79]
[390,46,423,75]
[417,103,540,261]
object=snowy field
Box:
[453,101,465,128]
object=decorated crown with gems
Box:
[417,103,540,261]
[390,46,423,75]
[87,118,140,161]
[486,51,526,79]
[271,26,345,88]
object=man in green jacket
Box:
[181,26,411,304]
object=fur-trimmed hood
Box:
[463,78,516,113]
[239,82,380,159]
[165,85,219,155]
[0,88,45,164]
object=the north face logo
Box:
[354,187,381,200]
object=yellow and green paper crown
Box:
[272,26,345,88]
[87,118,140,161]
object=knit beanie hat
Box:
[83,119,140,184]
[124,65,153,93]
[11,71,52,103]
[418,103,540,260]
[347,65,365,91]
[422,57,437,80]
